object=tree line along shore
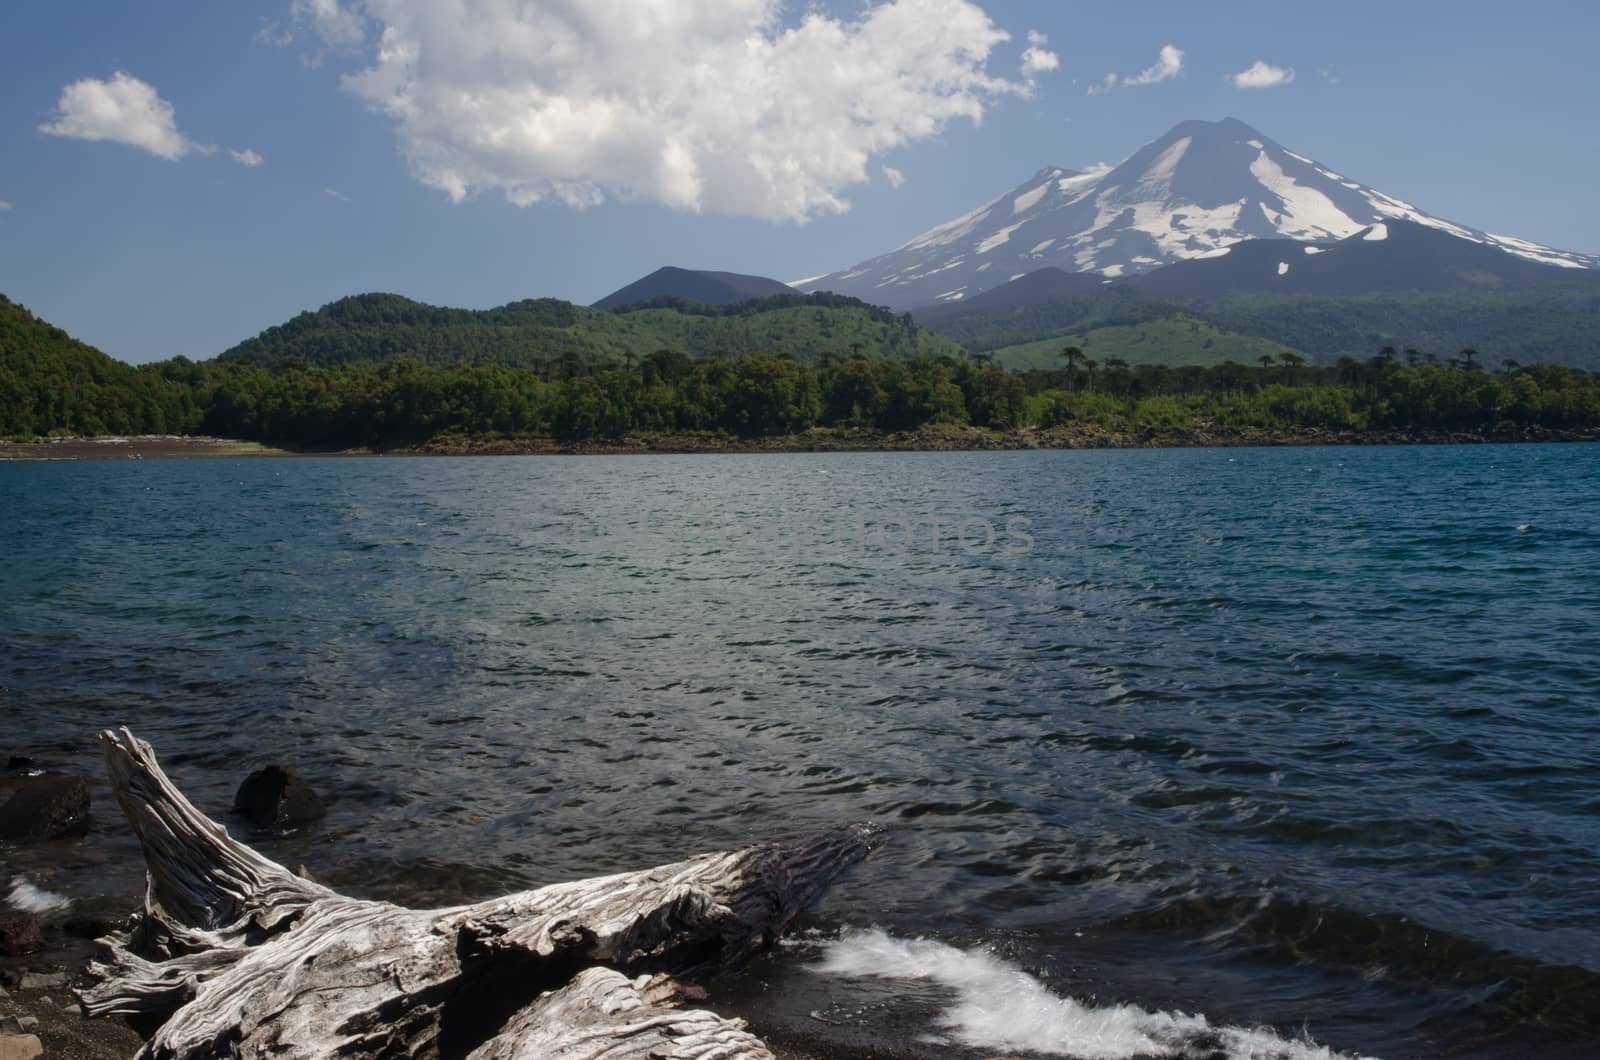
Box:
[5,343,1598,453]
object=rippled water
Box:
[3,445,1598,1057]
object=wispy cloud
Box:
[339,0,1049,222]
[1127,44,1185,86]
[263,1,365,64]
[293,0,366,49]
[1088,44,1184,95]
[325,187,351,202]
[882,165,906,189]
[39,72,194,159]
[255,19,294,47]
[230,148,265,167]
[0,200,11,212]
[1229,60,1295,89]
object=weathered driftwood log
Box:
[81,728,872,1059]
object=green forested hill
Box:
[986,315,1308,371]
[916,287,1303,370]
[5,290,1599,449]
[1202,289,1600,369]
[919,286,1600,371]
[619,295,960,362]
[918,287,1178,353]
[0,295,198,437]
[219,291,961,368]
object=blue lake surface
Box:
[2,444,1598,1057]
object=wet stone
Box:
[0,916,42,958]
[234,765,327,830]
[17,972,65,991]
[0,773,90,841]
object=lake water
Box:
[3,445,1598,1058]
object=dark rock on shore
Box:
[234,765,326,829]
[0,956,142,1060]
[0,917,42,958]
[60,895,130,943]
[0,775,90,841]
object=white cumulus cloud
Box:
[1089,43,1184,95]
[1229,60,1295,89]
[882,165,906,189]
[39,72,195,159]
[338,0,1046,222]
[1021,29,1059,77]
[39,72,263,170]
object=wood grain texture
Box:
[81,728,871,1059]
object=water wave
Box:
[814,928,1372,1059]
[7,875,71,914]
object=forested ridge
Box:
[5,292,1599,448]
[1,294,199,437]
[219,291,958,369]
[921,287,1600,371]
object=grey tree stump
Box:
[80,728,872,1059]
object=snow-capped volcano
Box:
[798,117,1598,309]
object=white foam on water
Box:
[8,876,71,914]
[814,929,1373,1060]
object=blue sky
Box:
[2,1,1597,364]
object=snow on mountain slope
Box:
[798,117,1598,309]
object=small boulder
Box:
[0,914,42,957]
[234,766,326,829]
[18,971,65,991]
[62,913,120,941]
[0,773,90,841]
[0,1033,43,1060]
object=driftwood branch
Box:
[81,728,871,1059]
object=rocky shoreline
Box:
[387,422,1600,455]
[1,756,143,1060]
[2,424,1595,463]
[0,749,872,1060]
[0,437,290,462]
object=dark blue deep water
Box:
[2,445,1598,1057]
